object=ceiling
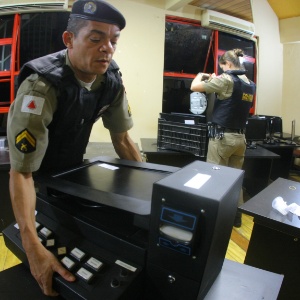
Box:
[166,0,300,22]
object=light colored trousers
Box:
[206,132,246,207]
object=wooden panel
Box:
[189,0,253,22]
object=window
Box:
[0,12,69,115]
[162,18,257,116]
[163,18,214,115]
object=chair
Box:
[271,116,283,139]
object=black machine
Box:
[245,117,268,148]
[3,157,244,300]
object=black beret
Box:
[70,0,126,30]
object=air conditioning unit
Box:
[201,9,255,39]
[0,0,69,15]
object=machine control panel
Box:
[4,212,143,300]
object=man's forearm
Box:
[110,131,142,162]
[9,169,40,249]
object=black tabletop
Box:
[141,138,280,159]
[245,145,280,159]
[0,259,283,300]
[240,178,300,237]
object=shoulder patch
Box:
[128,104,132,117]
[21,95,45,115]
[15,129,36,153]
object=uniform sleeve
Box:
[7,74,57,172]
[101,86,134,133]
[202,74,233,99]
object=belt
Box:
[224,128,245,134]
[208,123,244,139]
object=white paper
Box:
[185,120,195,125]
[272,197,300,216]
[98,163,119,170]
[286,203,300,216]
[272,197,288,215]
[184,173,211,189]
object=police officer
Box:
[7,0,142,296]
[191,48,256,227]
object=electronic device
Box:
[256,115,283,142]
[190,92,207,114]
[245,117,268,148]
[3,157,244,300]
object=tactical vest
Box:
[212,70,256,129]
[18,50,123,172]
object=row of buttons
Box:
[14,220,135,288]
[61,247,104,283]
[16,221,105,284]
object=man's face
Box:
[66,20,120,81]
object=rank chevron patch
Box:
[15,129,36,153]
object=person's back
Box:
[191,48,256,227]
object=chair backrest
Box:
[256,115,282,138]
[271,116,283,137]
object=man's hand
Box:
[26,243,76,296]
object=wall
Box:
[280,16,300,43]
[282,43,300,136]
[280,17,300,135]
[89,0,291,147]
[90,0,202,145]
[89,0,166,144]
[251,0,283,117]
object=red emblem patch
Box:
[27,100,37,110]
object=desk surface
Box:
[141,138,188,155]
[205,259,283,300]
[245,145,280,159]
[240,178,300,236]
[0,259,283,300]
[259,141,298,149]
[141,138,279,159]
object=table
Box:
[141,138,205,167]
[141,138,279,197]
[0,259,283,300]
[243,145,280,196]
[240,178,300,300]
[259,141,298,180]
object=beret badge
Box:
[84,2,97,14]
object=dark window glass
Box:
[217,32,255,81]
[218,32,255,57]
[164,22,214,74]
[0,82,10,104]
[20,12,69,66]
[0,16,14,38]
[162,77,193,114]
[0,45,11,71]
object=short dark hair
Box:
[66,15,89,37]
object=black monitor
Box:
[245,117,268,147]
[256,115,283,139]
